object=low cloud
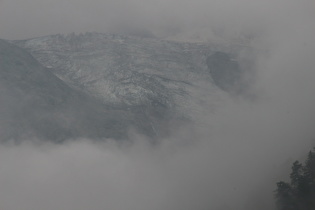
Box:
[0,84,314,210]
[0,0,315,209]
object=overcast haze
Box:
[1,0,315,210]
[0,0,314,41]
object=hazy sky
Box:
[0,0,314,41]
[0,0,315,210]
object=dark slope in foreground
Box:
[0,39,148,141]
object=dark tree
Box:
[275,181,296,210]
[302,148,315,209]
[290,161,303,188]
[304,149,315,185]
[275,148,315,210]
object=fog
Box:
[1,0,315,209]
[1,69,315,210]
[0,0,314,42]
[0,93,314,210]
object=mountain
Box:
[0,39,153,141]
[3,33,250,141]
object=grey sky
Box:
[0,0,314,41]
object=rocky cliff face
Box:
[206,52,243,93]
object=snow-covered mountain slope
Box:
[7,33,250,140]
[0,39,158,141]
[14,33,247,117]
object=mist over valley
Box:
[0,0,314,209]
